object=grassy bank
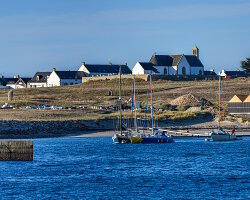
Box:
[0,77,249,122]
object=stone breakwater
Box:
[0,119,116,139]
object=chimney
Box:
[82,61,85,65]
[53,68,56,72]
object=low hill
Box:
[0,77,249,123]
[0,77,249,108]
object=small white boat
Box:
[211,128,237,142]
[206,76,240,142]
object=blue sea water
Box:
[0,137,249,199]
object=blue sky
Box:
[0,0,250,76]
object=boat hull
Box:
[211,134,237,141]
[130,137,143,144]
[142,137,174,143]
[112,135,130,144]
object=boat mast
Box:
[119,67,122,135]
[150,75,154,135]
[218,75,221,129]
[133,75,138,133]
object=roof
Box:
[149,54,204,67]
[19,78,31,84]
[138,62,159,73]
[185,55,204,67]
[84,64,131,74]
[5,78,19,85]
[204,70,217,76]
[223,70,248,77]
[229,95,249,103]
[244,95,250,102]
[29,72,51,83]
[55,71,85,79]
[150,54,183,66]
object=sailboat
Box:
[130,74,174,144]
[112,68,131,144]
[209,76,237,142]
[130,75,143,143]
[141,75,174,143]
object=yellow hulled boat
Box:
[130,136,143,144]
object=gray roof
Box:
[139,62,159,73]
[150,55,183,66]
[185,55,204,67]
[0,77,31,85]
[150,54,203,67]
[55,71,85,79]
[84,64,131,74]
[29,72,51,83]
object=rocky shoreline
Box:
[0,118,249,139]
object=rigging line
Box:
[130,78,134,129]
[143,77,151,134]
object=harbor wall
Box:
[0,140,33,161]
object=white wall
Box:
[154,66,177,75]
[6,84,16,89]
[29,82,47,88]
[190,67,204,75]
[177,56,191,75]
[132,62,144,74]
[78,64,90,75]
[47,71,60,87]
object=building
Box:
[132,62,159,75]
[0,78,5,89]
[6,77,31,89]
[78,61,131,77]
[204,69,217,79]
[228,95,250,115]
[29,72,51,88]
[47,68,85,87]
[132,45,204,75]
[219,70,248,79]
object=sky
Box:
[0,0,250,77]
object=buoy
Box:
[205,138,210,142]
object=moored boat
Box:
[205,76,240,142]
[211,128,237,142]
[142,130,174,143]
[134,75,174,144]
[112,67,131,144]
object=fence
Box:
[0,140,33,161]
[228,103,250,114]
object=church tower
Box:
[192,44,199,58]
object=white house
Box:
[47,68,85,87]
[5,76,31,89]
[78,61,131,77]
[29,72,51,88]
[132,62,159,75]
[132,45,204,76]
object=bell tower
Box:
[192,44,199,58]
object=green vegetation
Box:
[241,56,250,74]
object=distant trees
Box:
[241,57,250,74]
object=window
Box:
[182,67,186,75]
[164,68,167,75]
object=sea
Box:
[0,136,249,199]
